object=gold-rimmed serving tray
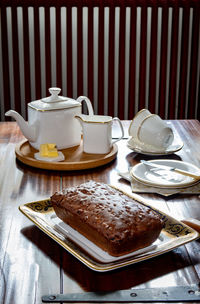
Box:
[15,139,118,170]
[19,187,199,272]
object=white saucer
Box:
[127,137,183,156]
[130,159,200,189]
[34,151,65,162]
[52,215,158,263]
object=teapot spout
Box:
[5,110,36,142]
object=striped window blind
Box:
[0,0,200,121]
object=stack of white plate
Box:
[130,159,200,189]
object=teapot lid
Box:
[28,88,81,111]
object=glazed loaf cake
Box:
[51,181,163,256]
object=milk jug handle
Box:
[112,117,124,144]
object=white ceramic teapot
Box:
[5,88,94,150]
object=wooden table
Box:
[0,120,200,303]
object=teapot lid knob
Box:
[42,87,66,103]
[49,87,61,96]
[47,87,61,102]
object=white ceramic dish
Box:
[19,186,199,272]
[130,159,200,189]
[127,136,183,156]
[52,215,158,263]
[137,114,174,149]
[75,115,124,154]
[34,151,65,162]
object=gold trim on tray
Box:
[19,186,199,272]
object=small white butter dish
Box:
[34,151,65,162]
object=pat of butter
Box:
[47,149,59,157]
[47,143,56,149]
[40,144,48,157]
[39,143,59,158]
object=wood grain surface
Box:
[15,139,118,171]
[0,120,200,304]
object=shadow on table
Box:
[21,225,199,292]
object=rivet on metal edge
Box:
[130,292,137,297]
[48,295,56,300]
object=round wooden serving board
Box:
[15,139,118,171]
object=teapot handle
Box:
[76,96,94,116]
